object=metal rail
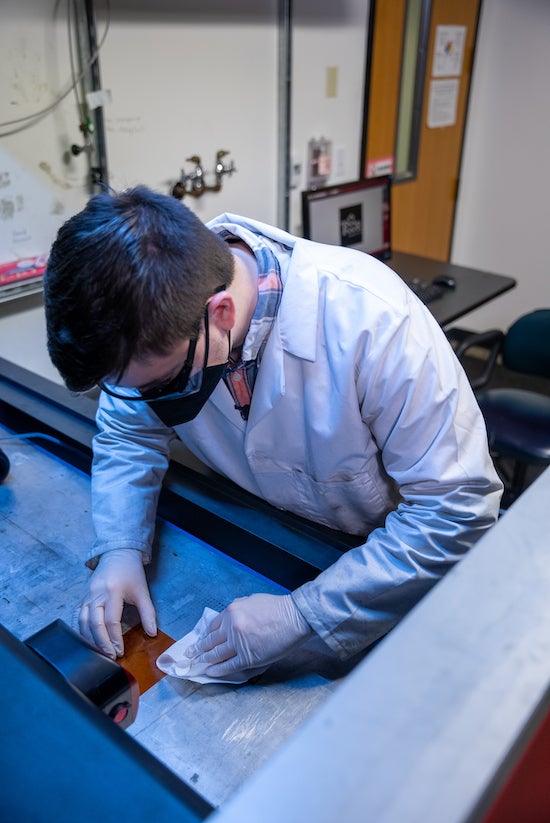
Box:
[0,357,358,589]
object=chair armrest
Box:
[451,328,504,390]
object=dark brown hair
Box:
[44,185,233,391]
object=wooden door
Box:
[363,0,481,261]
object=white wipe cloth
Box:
[156,607,250,685]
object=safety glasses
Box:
[99,308,210,403]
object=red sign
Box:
[0,255,47,287]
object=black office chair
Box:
[451,309,550,508]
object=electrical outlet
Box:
[326,66,338,98]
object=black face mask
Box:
[99,299,231,428]
[146,361,226,427]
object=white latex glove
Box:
[185,593,312,678]
[79,548,157,659]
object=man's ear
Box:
[207,290,235,332]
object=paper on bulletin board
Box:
[427,79,460,128]
[432,25,466,77]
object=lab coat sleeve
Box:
[292,298,503,658]
[87,393,176,569]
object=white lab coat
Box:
[92,215,502,658]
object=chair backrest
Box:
[502,309,550,378]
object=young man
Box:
[44,186,502,679]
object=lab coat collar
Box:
[242,247,319,429]
[208,212,298,254]
[208,213,319,362]
[277,241,319,363]
[205,216,321,426]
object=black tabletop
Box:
[388,251,517,327]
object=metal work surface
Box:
[212,467,550,823]
[0,356,359,589]
[0,428,346,808]
[5,363,550,821]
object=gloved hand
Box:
[78,548,157,659]
[185,593,312,678]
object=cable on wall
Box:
[0,0,110,138]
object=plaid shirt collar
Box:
[215,225,289,419]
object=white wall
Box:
[0,0,280,382]
[289,0,370,235]
[101,1,279,224]
[0,1,91,260]
[1,0,549,385]
[451,0,550,331]
[0,0,91,382]
[0,0,370,383]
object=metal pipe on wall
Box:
[74,0,109,190]
[277,0,292,231]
